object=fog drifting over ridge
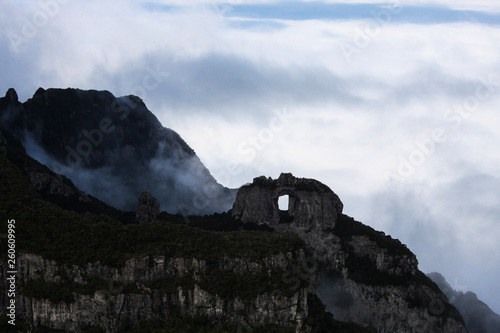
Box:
[1,0,500,313]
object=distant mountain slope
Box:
[0,88,235,214]
[428,272,500,333]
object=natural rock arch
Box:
[232,173,343,231]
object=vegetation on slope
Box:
[1,148,304,268]
[1,135,310,312]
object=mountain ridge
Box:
[428,272,500,333]
[0,87,235,215]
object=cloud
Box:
[360,172,500,314]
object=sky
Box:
[1,0,500,313]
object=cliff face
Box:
[0,88,235,214]
[1,253,311,332]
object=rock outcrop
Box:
[136,191,160,224]
[0,88,20,109]
[232,173,343,231]
[232,173,467,333]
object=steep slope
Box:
[428,272,500,333]
[0,88,235,215]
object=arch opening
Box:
[278,194,289,211]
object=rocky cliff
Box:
[1,252,313,332]
[0,88,235,215]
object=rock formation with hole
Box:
[231,173,343,232]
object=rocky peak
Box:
[136,191,160,224]
[427,272,456,299]
[0,88,19,109]
[5,88,18,104]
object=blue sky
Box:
[236,2,500,24]
[1,0,500,314]
[227,2,500,24]
[144,2,500,25]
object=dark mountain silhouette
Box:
[0,88,235,214]
[428,272,500,333]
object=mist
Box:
[1,88,235,215]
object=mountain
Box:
[0,123,373,332]
[428,272,500,333]
[0,88,235,215]
[0,88,472,332]
[1,121,469,332]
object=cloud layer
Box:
[1,0,499,313]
